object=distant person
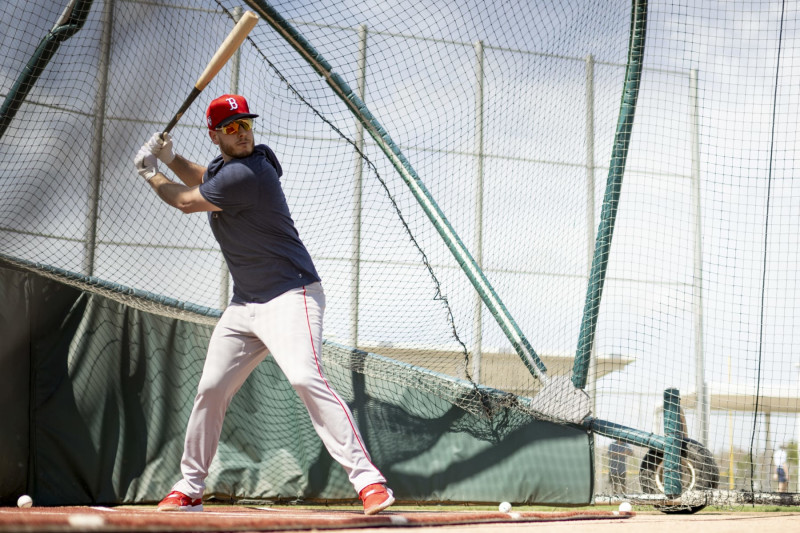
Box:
[773,444,789,493]
[608,439,633,493]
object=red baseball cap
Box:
[206,94,259,130]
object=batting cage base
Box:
[0,259,593,507]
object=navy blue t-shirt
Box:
[198,144,320,304]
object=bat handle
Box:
[163,86,203,137]
[161,118,178,139]
[162,118,179,136]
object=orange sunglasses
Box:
[215,118,253,135]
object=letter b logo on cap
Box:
[226,97,238,110]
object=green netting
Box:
[2,0,800,510]
[0,260,592,505]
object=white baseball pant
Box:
[170,282,386,498]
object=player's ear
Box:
[208,129,220,146]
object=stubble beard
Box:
[219,136,254,160]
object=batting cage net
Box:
[1,0,798,509]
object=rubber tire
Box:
[639,438,719,514]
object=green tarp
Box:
[0,261,593,506]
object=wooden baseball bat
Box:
[163,10,259,134]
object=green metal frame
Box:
[0,0,94,139]
[572,0,649,390]
[662,388,684,496]
[585,387,685,497]
[568,0,686,496]
[245,0,549,382]
[246,5,687,488]
[3,0,684,498]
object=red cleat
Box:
[157,490,203,512]
[359,483,395,515]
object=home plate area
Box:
[0,505,632,532]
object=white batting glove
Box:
[134,146,159,181]
[145,132,176,164]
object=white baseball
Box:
[499,501,512,513]
[17,495,33,508]
[618,501,632,512]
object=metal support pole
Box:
[84,0,113,276]
[472,40,485,383]
[252,1,548,383]
[663,388,683,497]
[585,52,600,487]
[764,412,771,490]
[219,7,243,310]
[690,68,708,446]
[0,0,94,138]
[584,54,597,398]
[230,7,243,92]
[350,24,368,348]
[588,417,670,451]
[572,0,648,389]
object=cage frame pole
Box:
[689,68,708,446]
[217,7,245,310]
[247,0,549,382]
[472,39,485,383]
[349,24,368,349]
[84,0,113,276]
[0,0,95,138]
[572,0,649,389]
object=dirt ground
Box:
[376,511,800,533]
[0,505,797,532]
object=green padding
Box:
[0,264,32,504]
[0,263,592,505]
[348,391,592,504]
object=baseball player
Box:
[133,94,394,515]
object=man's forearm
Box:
[147,173,190,208]
[165,155,206,187]
[146,173,218,214]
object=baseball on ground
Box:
[17,495,33,508]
